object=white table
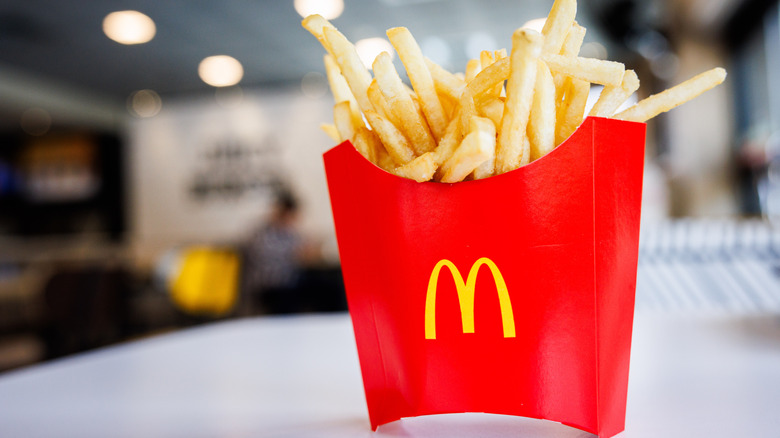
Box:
[1,312,779,437]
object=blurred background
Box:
[0,0,778,372]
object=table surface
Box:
[1,311,780,438]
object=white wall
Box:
[128,86,338,265]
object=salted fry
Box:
[560,23,586,56]
[433,114,462,167]
[496,29,542,174]
[364,110,416,165]
[323,27,374,114]
[471,117,498,180]
[466,57,510,100]
[301,14,337,55]
[333,101,357,142]
[542,0,577,55]
[479,97,505,128]
[589,70,640,118]
[425,59,466,103]
[556,78,590,145]
[459,89,478,140]
[465,58,482,82]
[373,52,436,155]
[440,121,495,183]
[351,126,375,161]
[324,55,364,129]
[368,79,398,125]
[544,54,624,87]
[319,123,340,142]
[528,61,556,160]
[615,67,727,123]
[387,27,448,141]
[392,151,437,182]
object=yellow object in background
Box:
[169,247,240,316]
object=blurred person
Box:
[242,189,304,315]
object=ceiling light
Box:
[127,89,162,118]
[294,0,344,20]
[522,18,547,33]
[103,10,156,45]
[198,55,244,87]
[355,38,393,70]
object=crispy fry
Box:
[496,29,542,174]
[556,78,590,145]
[425,58,466,103]
[433,113,462,168]
[351,126,375,162]
[528,61,556,160]
[465,58,482,82]
[459,88,478,141]
[615,67,727,123]
[333,101,357,142]
[544,54,624,87]
[467,57,510,100]
[440,118,496,183]
[364,110,416,165]
[560,23,586,56]
[319,123,340,142]
[301,14,337,55]
[372,52,437,155]
[387,27,448,141]
[323,26,375,114]
[589,69,640,118]
[471,117,498,180]
[542,0,578,55]
[479,97,505,128]
[368,79,398,125]
[392,151,437,182]
[324,55,364,129]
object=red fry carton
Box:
[324,116,646,437]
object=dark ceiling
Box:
[0,0,599,104]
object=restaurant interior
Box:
[0,0,779,436]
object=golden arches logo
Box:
[424,257,516,339]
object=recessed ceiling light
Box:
[198,55,244,87]
[127,89,162,118]
[294,0,344,20]
[355,38,393,70]
[103,10,156,45]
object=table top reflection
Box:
[1,311,779,438]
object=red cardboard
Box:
[324,116,646,437]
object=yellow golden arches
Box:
[424,257,516,339]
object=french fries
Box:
[304,0,727,183]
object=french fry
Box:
[301,14,337,55]
[323,26,374,114]
[528,61,556,161]
[556,78,590,145]
[553,24,587,115]
[364,110,416,165]
[471,117,498,180]
[392,152,437,182]
[319,123,340,142]
[544,54,624,87]
[387,27,448,141]
[333,101,357,142]
[324,54,364,130]
[589,69,640,118]
[466,57,510,100]
[373,52,437,155]
[425,58,466,103]
[368,79,398,125]
[351,126,375,162]
[496,29,542,174]
[479,97,505,128]
[465,58,482,82]
[459,89,478,140]
[615,67,727,123]
[433,113,462,168]
[542,0,578,55]
[440,117,496,183]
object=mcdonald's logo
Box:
[424,257,516,340]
